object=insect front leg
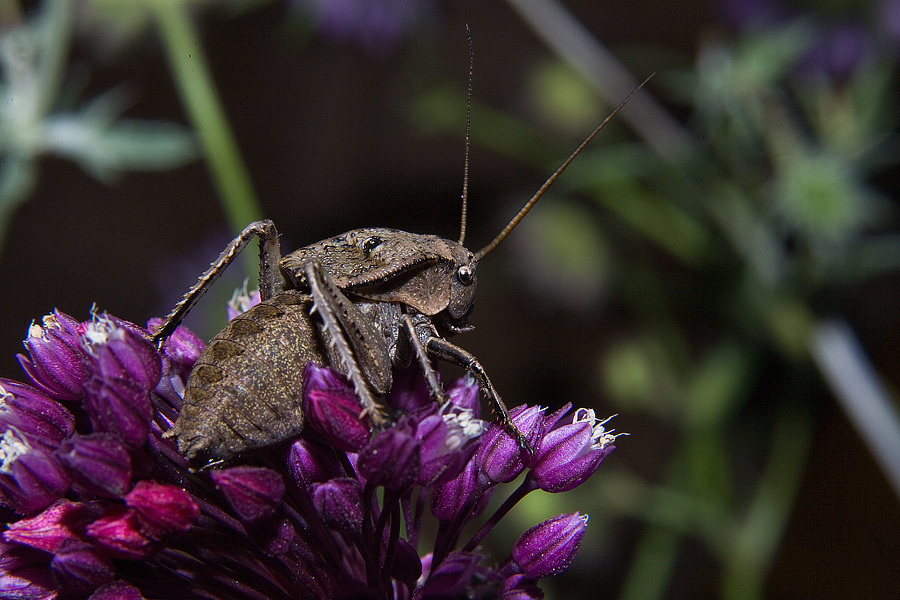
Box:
[151,220,283,345]
[399,316,532,453]
[301,261,391,426]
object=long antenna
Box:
[475,73,654,260]
[458,25,474,246]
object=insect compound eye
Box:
[457,265,475,285]
[361,236,382,255]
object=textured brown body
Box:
[171,291,329,462]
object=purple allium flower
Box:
[511,513,588,578]
[531,409,619,493]
[0,379,75,447]
[0,303,619,599]
[475,404,545,484]
[17,311,90,401]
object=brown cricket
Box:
[151,77,650,468]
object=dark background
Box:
[1,1,898,598]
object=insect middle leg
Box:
[399,315,533,453]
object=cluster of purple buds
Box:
[0,305,621,599]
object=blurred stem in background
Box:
[147,0,263,276]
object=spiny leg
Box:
[151,220,282,345]
[423,334,533,454]
[302,261,388,426]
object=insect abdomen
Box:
[172,291,325,464]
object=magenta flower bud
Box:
[50,539,115,593]
[3,499,91,553]
[289,438,344,488]
[416,406,483,487]
[511,513,587,578]
[0,431,70,515]
[357,416,420,490]
[85,506,154,560]
[302,363,371,452]
[56,434,132,499]
[431,460,493,522]
[125,481,199,539]
[17,310,90,401]
[446,374,480,416]
[311,477,363,533]
[211,466,285,522]
[0,541,58,600]
[88,580,144,600]
[146,318,204,381]
[476,405,545,484]
[0,379,75,447]
[531,410,617,493]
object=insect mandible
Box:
[151,77,651,468]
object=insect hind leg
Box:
[151,220,283,346]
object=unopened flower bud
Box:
[511,513,587,578]
[357,416,420,490]
[2,499,91,553]
[56,434,132,499]
[311,477,363,533]
[302,363,371,452]
[0,430,70,515]
[50,539,114,593]
[85,506,154,560]
[17,311,90,401]
[125,481,199,539]
[211,466,285,522]
[476,405,544,483]
[0,379,75,447]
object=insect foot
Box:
[0,307,622,600]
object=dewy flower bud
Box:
[85,507,155,560]
[2,499,91,553]
[302,363,371,452]
[311,477,363,533]
[531,409,617,493]
[0,430,70,515]
[511,513,587,579]
[50,539,115,593]
[0,379,75,447]
[17,311,90,401]
[476,405,545,484]
[211,466,285,522]
[289,438,344,488]
[56,434,132,499]
[357,416,420,490]
[125,481,199,539]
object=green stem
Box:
[148,0,263,239]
